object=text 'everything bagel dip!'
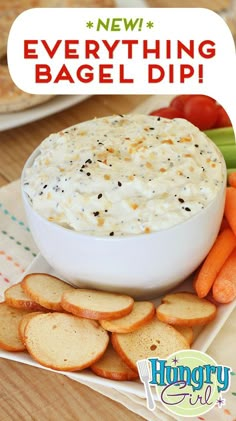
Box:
[23,115,225,236]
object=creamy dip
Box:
[23,115,225,236]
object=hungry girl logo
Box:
[137,350,231,417]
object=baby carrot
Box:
[219,217,230,233]
[228,172,236,188]
[224,187,236,236]
[194,228,236,298]
[212,249,236,303]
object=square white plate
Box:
[0,253,235,399]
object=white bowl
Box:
[21,147,226,299]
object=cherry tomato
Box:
[170,95,194,111]
[191,95,216,103]
[215,105,232,128]
[149,107,184,119]
[183,96,218,130]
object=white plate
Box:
[0,95,90,132]
[0,94,235,398]
[0,253,235,399]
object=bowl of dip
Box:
[22,115,226,298]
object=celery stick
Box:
[227,168,236,176]
[218,145,236,168]
[204,127,235,146]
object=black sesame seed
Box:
[39,192,43,196]
[118,181,122,187]
[105,209,108,213]
[185,207,191,212]
[178,198,185,203]
[109,232,114,236]
[157,117,161,121]
[98,194,102,199]
[62,190,64,193]
[85,159,92,164]
[93,211,99,217]
[119,114,124,118]
[149,127,155,130]
[80,169,83,173]
[195,144,199,148]
[86,172,91,176]
[43,185,47,189]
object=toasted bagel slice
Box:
[61,289,134,320]
[112,318,189,372]
[91,343,138,381]
[4,283,45,311]
[156,292,217,326]
[100,301,155,333]
[0,302,30,351]
[22,273,74,311]
[24,312,109,371]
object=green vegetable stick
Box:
[218,145,236,169]
[204,127,235,146]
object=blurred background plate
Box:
[0,95,90,131]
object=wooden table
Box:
[0,95,151,421]
[0,0,230,419]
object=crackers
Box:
[91,343,138,381]
[22,273,75,311]
[156,292,217,326]
[4,283,45,311]
[0,302,29,351]
[111,318,190,372]
[100,301,155,333]
[1,275,218,379]
[24,312,109,371]
[61,289,134,320]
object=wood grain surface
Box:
[0,0,229,419]
[146,0,229,10]
[0,94,149,421]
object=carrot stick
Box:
[219,217,230,233]
[224,187,236,236]
[212,249,236,303]
[194,228,236,298]
[228,172,236,188]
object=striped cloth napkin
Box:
[0,179,236,421]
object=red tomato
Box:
[149,107,184,119]
[215,105,232,128]
[191,95,216,103]
[170,95,194,111]
[183,96,218,130]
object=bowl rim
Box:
[21,139,227,243]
